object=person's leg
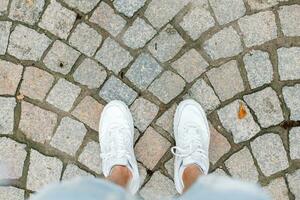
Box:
[107,165,132,188]
[182,164,203,193]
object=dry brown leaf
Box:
[238,102,247,119]
[17,93,24,101]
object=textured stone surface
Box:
[69,23,102,57]
[135,127,171,169]
[113,0,146,17]
[209,0,246,25]
[243,50,273,88]
[251,133,289,176]
[138,163,147,184]
[99,76,137,105]
[172,49,208,83]
[0,138,27,179]
[73,58,107,89]
[238,11,277,47]
[277,47,300,81]
[0,21,12,55]
[0,0,9,15]
[148,25,185,63]
[0,60,23,95]
[62,0,100,13]
[179,1,215,40]
[95,38,133,74]
[46,79,81,112]
[218,100,260,143]
[165,157,174,178]
[283,84,300,121]
[211,168,227,176]
[246,0,286,10]
[39,0,76,39]
[9,0,45,25]
[149,71,185,104]
[225,147,258,182]
[0,97,16,135]
[8,25,51,60]
[203,27,243,60]
[140,171,177,200]
[78,141,101,174]
[290,127,300,160]
[90,2,126,37]
[19,101,58,143]
[122,18,156,49]
[62,164,91,180]
[20,67,54,101]
[207,60,244,101]
[264,177,289,200]
[287,170,300,199]
[126,53,162,90]
[156,104,177,137]
[244,87,284,128]
[27,150,63,191]
[130,97,159,132]
[50,117,87,156]
[0,187,24,200]
[279,5,300,37]
[43,40,80,75]
[72,96,104,131]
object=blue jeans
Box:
[29,175,271,200]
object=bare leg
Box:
[107,165,132,188]
[182,164,203,193]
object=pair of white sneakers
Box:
[99,99,210,194]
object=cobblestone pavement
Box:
[0,0,300,200]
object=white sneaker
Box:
[99,100,140,194]
[171,99,210,194]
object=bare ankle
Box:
[182,164,203,193]
[107,165,132,188]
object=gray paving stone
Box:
[209,0,246,25]
[243,50,273,89]
[156,104,177,137]
[149,71,185,104]
[125,53,162,90]
[289,127,300,160]
[165,157,174,178]
[69,23,102,57]
[287,169,300,199]
[46,79,81,112]
[62,164,92,181]
[172,49,208,82]
[246,0,286,10]
[244,87,284,128]
[179,1,215,40]
[279,5,300,37]
[95,38,133,74]
[130,97,159,132]
[122,18,156,49]
[0,138,27,179]
[218,100,260,143]
[43,40,80,75]
[0,0,9,15]
[39,0,76,39]
[78,141,101,174]
[278,47,300,81]
[113,0,146,17]
[99,76,137,105]
[264,177,289,200]
[62,0,100,13]
[203,27,243,60]
[0,60,23,95]
[140,171,177,200]
[148,24,185,63]
[238,11,277,47]
[207,60,244,101]
[187,79,220,112]
[211,168,227,176]
[0,187,24,200]
[73,58,107,89]
[225,147,258,182]
[90,2,126,37]
[20,67,54,101]
[138,163,147,184]
[135,127,171,170]
[72,96,104,131]
[0,21,12,55]
[27,149,63,191]
[50,117,87,156]
[8,25,51,61]
[134,128,141,144]
[144,0,190,29]
[251,133,289,176]
[0,97,16,135]
[19,101,58,143]
[9,0,45,25]
[282,84,300,121]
